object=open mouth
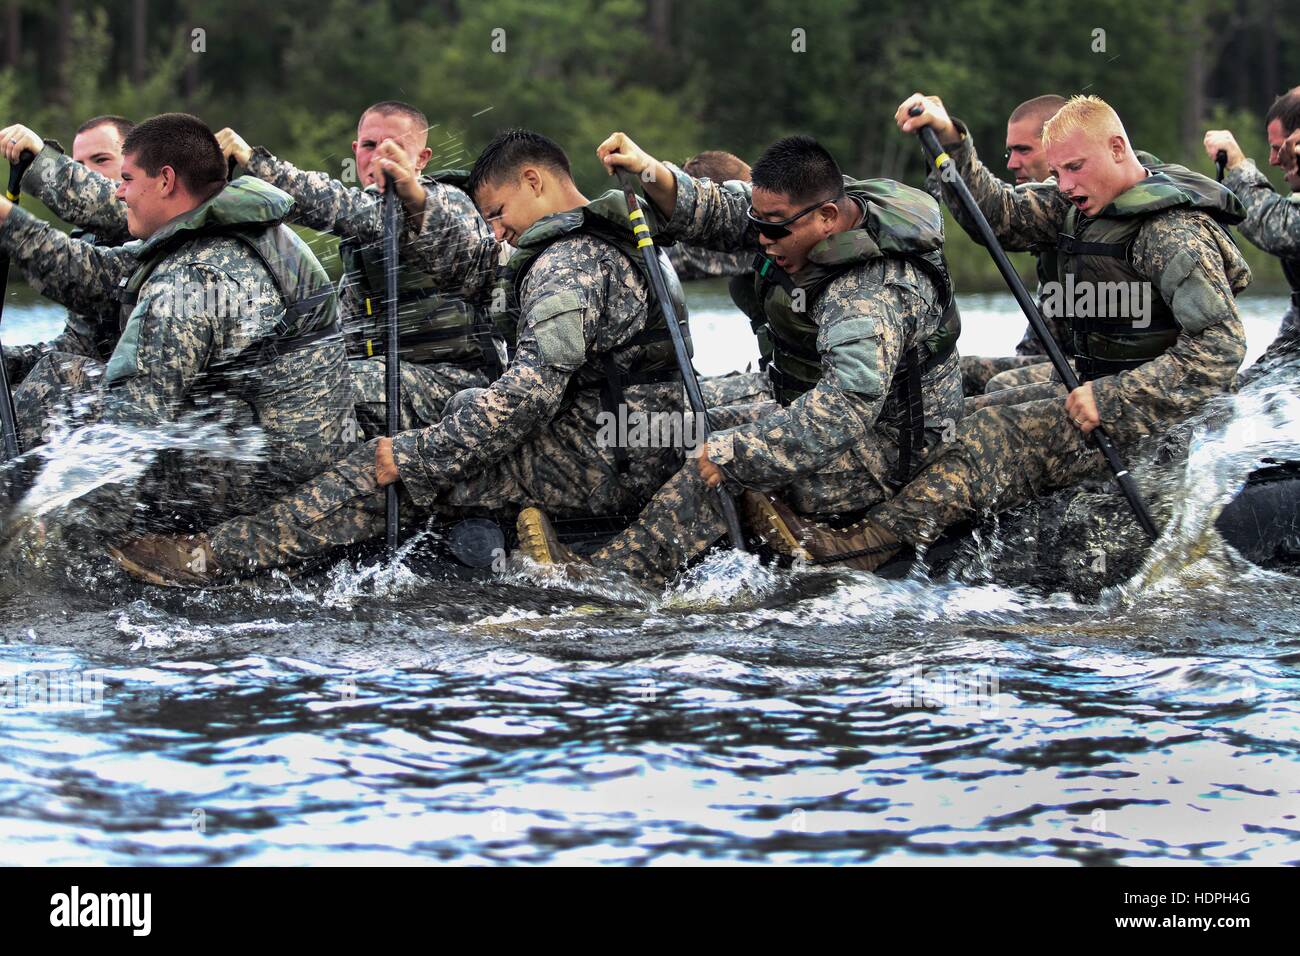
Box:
[1069,194,1089,211]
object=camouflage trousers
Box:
[985,359,1056,392]
[13,351,106,450]
[206,388,685,574]
[592,415,919,584]
[349,358,488,437]
[960,354,1044,396]
[868,396,1112,547]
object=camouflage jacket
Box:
[391,191,681,505]
[4,142,132,380]
[0,197,355,488]
[666,243,753,280]
[923,125,1079,358]
[659,164,964,489]
[1223,158,1300,377]
[933,124,1250,444]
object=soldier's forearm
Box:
[946,126,1061,252]
[245,147,377,238]
[0,206,130,314]
[1224,162,1300,257]
[22,143,129,237]
[661,165,758,254]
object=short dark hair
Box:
[750,135,844,206]
[1008,94,1067,136]
[122,112,226,198]
[684,150,751,183]
[1264,91,1300,134]
[467,128,572,197]
[359,100,429,141]
[76,114,134,143]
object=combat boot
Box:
[742,491,902,573]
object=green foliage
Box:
[3,0,1297,290]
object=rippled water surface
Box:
[1,291,1298,865]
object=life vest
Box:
[1055,161,1245,381]
[728,177,961,480]
[106,176,353,483]
[338,169,506,377]
[494,190,690,472]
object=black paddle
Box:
[612,168,747,551]
[382,173,400,554]
[1215,149,1227,183]
[0,150,35,461]
[908,104,1159,541]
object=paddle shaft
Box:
[613,169,747,551]
[0,151,35,460]
[908,107,1159,540]
[382,175,400,553]
[1215,149,1227,183]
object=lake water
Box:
[0,286,1297,866]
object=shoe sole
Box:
[516,508,562,565]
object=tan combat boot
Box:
[515,508,587,567]
[742,491,902,573]
[109,534,221,587]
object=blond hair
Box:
[1040,95,1128,150]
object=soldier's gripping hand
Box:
[0,124,43,165]
[215,128,253,168]
[1065,382,1100,434]
[695,441,724,489]
[895,94,961,146]
[1202,130,1245,170]
[597,131,676,216]
[376,437,400,486]
[375,140,426,216]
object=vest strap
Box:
[1057,233,1130,258]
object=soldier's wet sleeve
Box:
[20,142,130,238]
[1089,211,1248,437]
[0,205,135,315]
[661,164,761,254]
[388,242,592,503]
[99,262,223,426]
[243,147,388,241]
[1223,159,1300,257]
[401,181,500,305]
[2,309,103,381]
[935,121,1068,251]
[705,262,925,487]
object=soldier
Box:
[110,128,691,584]
[754,93,1250,573]
[508,129,966,586]
[0,112,355,546]
[1204,88,1300,384]
[0,115,135,446]
[932,94,1072,397]
[215,101,506,436]
[666,150,754,280]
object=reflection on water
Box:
[0,299,1297,865]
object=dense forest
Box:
[2,0,1297,289]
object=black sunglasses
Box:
[746,193,842,240]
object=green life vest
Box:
[728,177,961,482]
[1055,161,1245,380]
[338,169,506,376]
[107,177,350,477]
[730,177,960,406]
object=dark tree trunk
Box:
[4,2,20,70]
[132,0,147,85]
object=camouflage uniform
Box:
[0,178,356,539]
[665,243,752,280]
[1222,158,1300,383]
[866,131,1250,547]
[239,148,496,433]
[924,123,1071,396]
[4,143,132,436]
[204,188,685,573]
[591,166,965,583]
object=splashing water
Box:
[13,417,268,519]
[1119,368,1300,598]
